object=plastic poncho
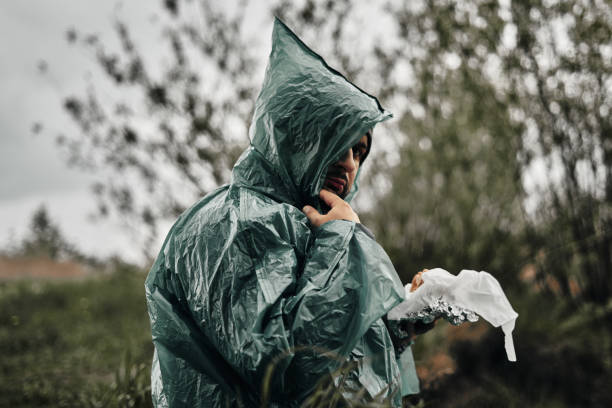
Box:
[145,18,416,407]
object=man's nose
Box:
[336,148,357,172]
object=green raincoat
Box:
[145,18,418,407]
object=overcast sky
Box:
[0,1,187,263]
[0,0,281,265]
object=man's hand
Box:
[410,268,429,292]
[302,189,360,227]
[408,268,436,339]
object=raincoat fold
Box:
[146,17,415,407]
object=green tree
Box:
[46,0,612,406]
[505,0,612,304]
[353,0,611,302]
[366,66,525,284]
[50,1,611,294]
[57,0,260,250]
[18,205,72,260]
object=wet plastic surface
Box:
[145,18,414,407]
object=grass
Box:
[0,262,153,408]
[2,260,611,407]
[0,259,422,408]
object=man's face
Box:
[323,133,370,199]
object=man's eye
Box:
[352,146,365,160]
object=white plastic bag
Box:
[388,268,518,361]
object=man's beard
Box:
[323,172,349,199]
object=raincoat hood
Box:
[232,18,392,207]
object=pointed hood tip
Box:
[270,17,391,117]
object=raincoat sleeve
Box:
[217,195,406,399]
[147,192,407,404]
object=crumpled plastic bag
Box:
[388,268,518,361]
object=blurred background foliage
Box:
[2,0,610,406]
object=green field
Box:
[2,260,611,408]
[0,264,153,408]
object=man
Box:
[304,131,370,226]
[145,18,418,407]
[320,131,370,200]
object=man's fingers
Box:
[304,190,359,226]
[319,189,343,208]
[302,205,325,227]
[410,273,423,292]
[302,205,317,216]
[410,269,429,292]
